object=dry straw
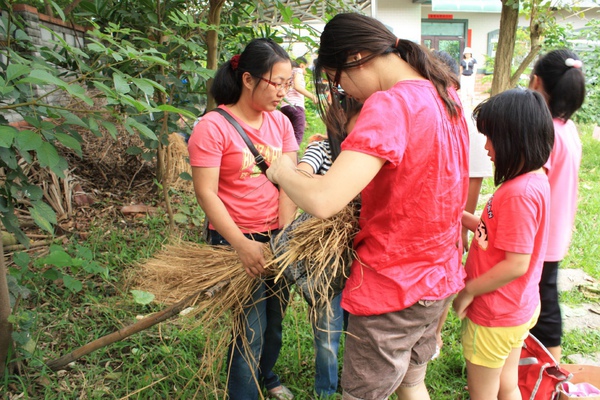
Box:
[134,203,359,396]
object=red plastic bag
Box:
[519,334,572,400]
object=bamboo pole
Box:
[46,280,229,371]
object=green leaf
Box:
[88,118,100,136]
[63,275,83,293]
[56,110,88,129]
[29,201,57,234]
[113,73,130,94]
[126,146,143,155]
[12,252,31,269]
[36,141,60,169]
[131,78,154,97]
[131,290,155,305]
[179,172,192,181]
[49,0,66,21]
[93,81,117,98]
[0,125,17,148]
[42,268,60,281]
[100,120,118,139]
[22,184,44,201]
[156,105,196,119]
[173,213,188,224]
[0,147,18,169]
[139,55,170,66]
[6,64,31,82]
[87,42,107,53]
[55,132,82,155]
[15,130,43,152]
[127,118,157,141]
[42,248,72,267]
[18,69,67,89]
[66,83,94,106]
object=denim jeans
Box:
[312,293,344,397]
[209,229,289,400]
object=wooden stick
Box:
[46,280,230,371]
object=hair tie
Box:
[565,58,583,69]
[394,38,400,48]
[230,54,241,71]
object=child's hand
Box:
[453,288,474,320]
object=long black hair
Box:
[313,13,459,124]
[531,49,585,121]
[210,38,291,106]
[473,89,554,186]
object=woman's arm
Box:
[192,166,268,278]
[453,251,531,319]
[267,150,385,219]
[277,151,298,228]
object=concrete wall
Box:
[1,5,88,122]
[377,0,422,43]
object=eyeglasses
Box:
[253,75,293,93]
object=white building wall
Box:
[377,0,422,43]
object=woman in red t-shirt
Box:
[188,38,297,400]
[267,13,469,400]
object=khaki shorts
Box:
[462,306,540,369]
[341,297,452,400]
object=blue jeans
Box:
[312,293,343,397]
[209,229,289,400]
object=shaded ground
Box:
[558,268,600,365]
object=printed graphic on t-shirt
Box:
[475,220,488,250]
[239,144,282,179]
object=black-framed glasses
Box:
[253,75,293,93]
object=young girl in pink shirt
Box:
[453,89,555,400]
[528,49,586,362]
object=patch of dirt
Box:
[559,269,600,333]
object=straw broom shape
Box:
[135,203,359,396]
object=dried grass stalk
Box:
[162,133,193,193]
[267,203,360,318]
[134,242,282,396]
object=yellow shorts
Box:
[461,306,540,369]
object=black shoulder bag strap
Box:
[212,108,270,175]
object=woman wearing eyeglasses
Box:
[267,13,469,399]
[188,38,298,400]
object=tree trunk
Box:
[0,239,14,378]
[206,0,226,112]
[491,0,520,96]
[64,0,83,17]
[509,0,543,88]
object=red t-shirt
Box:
[340,80,469,316]
[188,106,298,233]
[465,172,550,327]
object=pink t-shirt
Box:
[465,172,550,327]
[340,80,469,316]
[544,119,582,262]
[188,106,298,233]
[283,67,305,108]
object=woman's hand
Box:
[452,288,474,320]
[266,154,296,184]
[233,237,268,279]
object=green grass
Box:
[1,124,599,399]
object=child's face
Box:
[484,136,496,163]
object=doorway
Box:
[422,36,463,63]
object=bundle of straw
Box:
[164,132,193,192]
[267,203,360,312]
